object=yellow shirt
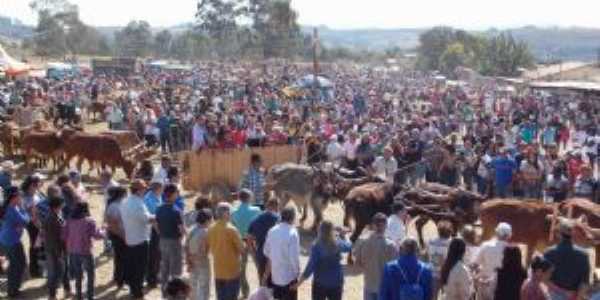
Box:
[207,220,243,280]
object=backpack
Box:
[397,265,425,300]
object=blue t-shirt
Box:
[0,205,30,247]
[302,240,352,288]
[231,203,261,238]
[248,211,279,265]
[492,157,517,187]
[144,191,162,215]
[155,203,183,239]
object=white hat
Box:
[495,222,512,238]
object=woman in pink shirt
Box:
[63,202,104,300]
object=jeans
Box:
[190,264,211,300]
[46,251,68,298]
[108,233,126,286]
[495,184,510,198]
[159,238,183,294]
[312,284,342,300]
[160,134,170,153]
[240,250,250,297]
[2,242,26,296]
[127,241,149,298]
[147,229,160,285]
[476,175,488,196]
[215,277,241,300]
[363,289,378,300]
[69,254,95,300]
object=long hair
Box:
[317,220,337,253]
[440,238,466,286]
[495,246,527,299]
[498,246,525,273]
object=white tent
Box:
[0,43,30,76]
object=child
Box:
[63,202,104,300]
[185,208,213,300]
[520,256,553,300]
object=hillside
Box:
[2,14,600,61]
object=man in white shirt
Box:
[385,202,409,247]
[263,207,300,300]
[343,132,359,168]
[120,179,155,299]
[372,147,398,182]
[326,135,346,166]
[473,222,512,300]
[192,116,207,152]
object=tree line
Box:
[417,26,535,77]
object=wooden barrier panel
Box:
[180,145,301,191]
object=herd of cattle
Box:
[265,163,600,267]
[0,120,154,178]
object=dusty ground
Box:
[0,120,442,300]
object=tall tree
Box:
[195,0,245,58]
[114,21,153,57]
[154,30,173,57]
[262,0,301,58]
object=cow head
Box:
[545,214,599,247]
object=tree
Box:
[195,0,245,58]
[154,30,173,57]
[417,26,456,70]
[261,0,301,58]
[439,42,467,76]
[115,21,153,57]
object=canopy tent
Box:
[0,43,30,76]
[296,75,334,88]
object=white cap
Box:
[495,222,512,238]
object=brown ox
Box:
[21,129,68,171]
[100,130,143,150]
[559,198,600,265]
[480,199,596,264]
[63,132,149,178]
[0,122,20,157]
[88,101,107,121]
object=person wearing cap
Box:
[473,222,512,300]
[371,146,398,183]
[120,179,156,299]
[543,220,590,300]
[0,186,30,298]
[231,189,261,298]
[354,213,398,300]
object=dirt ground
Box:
[0,121,441,300]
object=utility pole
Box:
[312,27,320,106]
[597,47,600,67]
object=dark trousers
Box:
[3,242,26,296]
[109,233,126,286]
[160,134,170,153]
[26,222,41,277]
[147,229,160,285]
[312,284,342,300]
[273,280,298,300]
[215,278,241,300]
[126,241,149,298]
[46,251,70,298]
[69,254,95,300]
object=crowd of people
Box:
[0,61,599,300]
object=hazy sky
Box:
[2,0,600,29]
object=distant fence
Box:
[180,145,302,191]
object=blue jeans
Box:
[495,184,510,198]
[70,254,95,300]
[312,284,342,300]
[46,252,69,298]
[2,242,26,296]
[215,278,240,300]
[363,289,378,300]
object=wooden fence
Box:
[180,145,301,191]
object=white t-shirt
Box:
[385,214,406,245]
[120,195,153,246]
[473,239,508,280]
[373,156,398,182]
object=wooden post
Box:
[312,28,320,106]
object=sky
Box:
[2,0,600,29]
